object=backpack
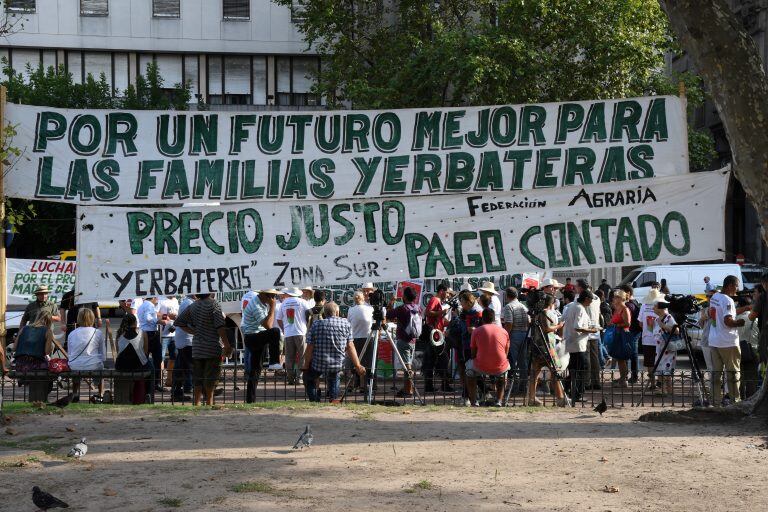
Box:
[403,305,423,339]
[306,306,324,332]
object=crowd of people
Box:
[5,271,768,408]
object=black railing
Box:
[3,367,762,409]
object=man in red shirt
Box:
[563,277,576,295]
[466,308,511,406]
[423,284,451,393]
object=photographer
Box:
[709,275,751,406]
[386,287,422,398]
[423,284,451,393]
[526,294,569,407]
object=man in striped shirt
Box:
[175,294,233,406]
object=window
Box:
[113,53,129,95]
[156,54,183,87]
[223,0,249,20]
[42,50,56,71]
[206,55,264,105]
[252,57,266,105]
[81,0,108,16]
[66,51,83,84]
[184,55,199,98]
[6,0,35,13]
[276,56,321,106]
[636,272,657,288]
[290,0,306,22]
[153,0,180,18]
[10,48,41,80]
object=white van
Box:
[621,264,743,298]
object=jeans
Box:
[629,332,640,380]
[172,346,193,397]
[303,368,341,402]
[507,330,529,393]
[244,328,282,402]
[568,351,589,400]
[145,330,162,391]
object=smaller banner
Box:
[8,259,76,305]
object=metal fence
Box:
[3,366,762,409]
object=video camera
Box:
[524,287,547,315]
[445,294,461,311]
[734,289,754,308]
[664,294,702,323]
[369,289,385,324]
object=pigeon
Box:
[292,425,313,450]
[49,393,74,409]
[32,486,69,510]
[593,399,608,417]
[68,437,87,459]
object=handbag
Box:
[665,334,685,352]
[605,326,633,360]
[47,358,70,374]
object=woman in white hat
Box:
[478,281,502,326]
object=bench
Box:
[8,369,151,404]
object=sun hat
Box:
[33,286,50,295]
[301,285,313,292]
[477,281,499,295]
[539,278,562,289]
[259,288,282,295]
[361,282,376,290]
[284,287,302,297]
[460,283,474,292]
[641,289,666,305]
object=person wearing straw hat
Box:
[240,289,282,402]
[276,287,311,385]
[639,288,665,390]
[20,285,60,331]
[301,286,315,309]
[361,283,376,304]
[478,281,502,327]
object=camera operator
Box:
[526,294,569,407]
[748,272,768,371]
[709,275,751,406]
[422,284,452,393]
[448,290,483,406]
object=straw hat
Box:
[259,288,282,295]
[641,289,666,305]
[477,281,499,295]
[460,283,474,292]
[361,282,376,291]
[301,285,313,292]
[33,285,50,295]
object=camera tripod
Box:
[503,311,570,407]
[340,311,426,406]
[634,318,710,407]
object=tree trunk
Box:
[659,0,768,418]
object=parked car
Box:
[621,263,743,299]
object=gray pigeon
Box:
[292,425,313,450]
[67,437,87,459]
[32,486,69,509]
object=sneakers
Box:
[463,397,472,407]
[493,401,503,407]
[471,401,480,407]
[267,363,283,370]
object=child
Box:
[652,301,679,396]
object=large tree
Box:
[659,0,768,418]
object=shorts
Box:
[396,339,415,366]
[642,345,657,367]
[465,359,509,378]
[192,357,222,388]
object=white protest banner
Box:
[6,96,687,205]
[8,259,76,305]
[75,171,726,302]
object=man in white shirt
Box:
[347,290,374,390]
[576,279,603,389]
[137,297,167,392]
[563,291,599,402]
[158,296,180,388]
[478,281,502,326]
[302,286,315,309]
[709,275,751,405]
[276,288,311,384]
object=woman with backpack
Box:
[386,286,422,398]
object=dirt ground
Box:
[1,403,766,512]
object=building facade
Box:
[1,0,322,109]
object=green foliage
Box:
[0,60,192,257]
[276,0,671,108]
